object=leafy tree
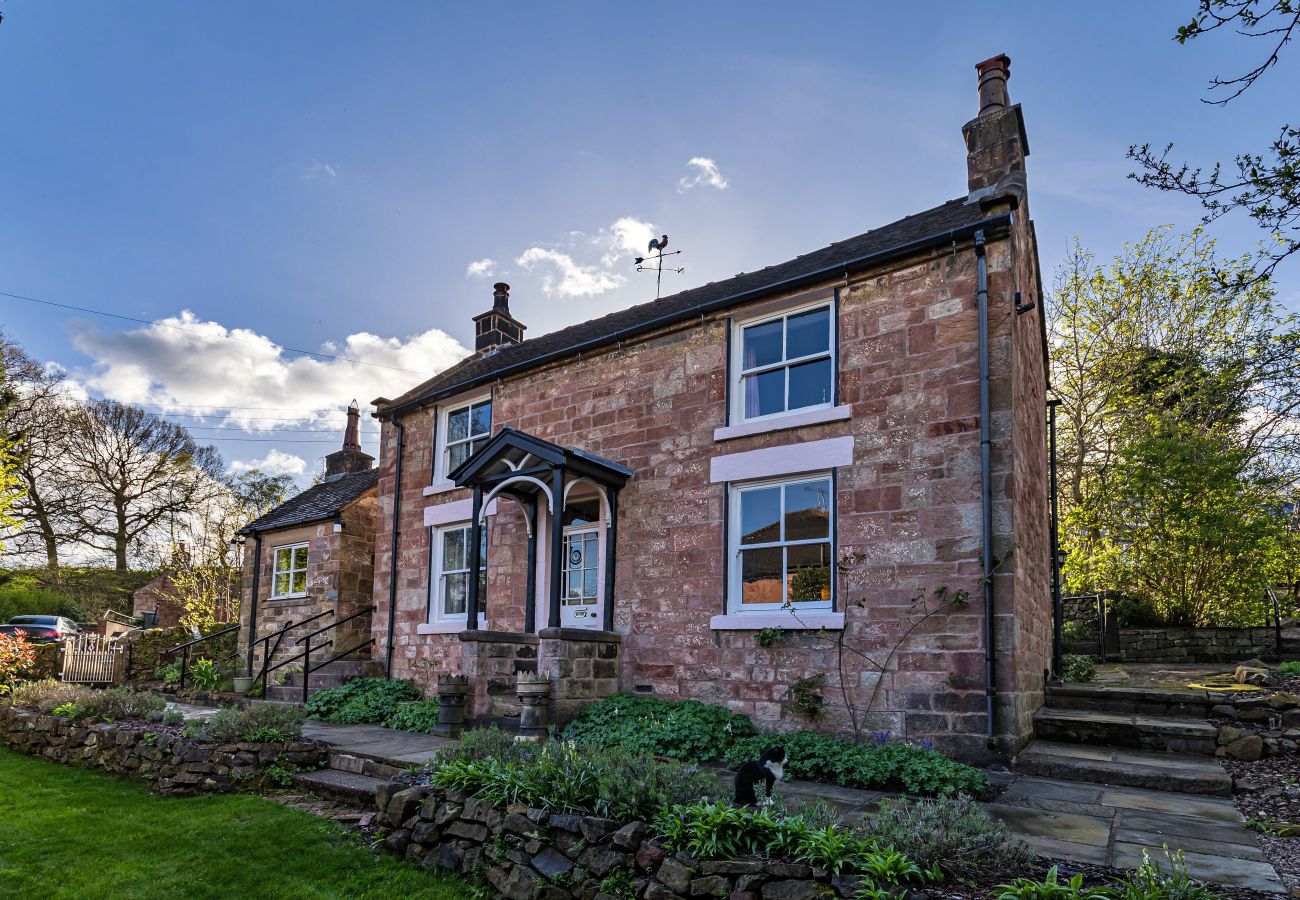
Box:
[1130,1,1300,280]
[0,349,23,556]
[61,400,225,570]
[226,469,295,523]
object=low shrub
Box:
[74,686,167,721]
[993,849,1220,900]
[4,678,87,712]
[382,699,441,734]
[994,866,1102,899]
[430,732,719,821]
[652,799,934,883]
[0,583,85,624]
[0,631,37,695]
[155,660,182,684]
[190,703,305,743]
[864,795,1032,883]
[564,692,756,762]
[1061,654,1097,683]
[723,731,988,797]
[304,677,421,724]
[1274,660,1300,678]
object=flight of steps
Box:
[265,659,366,703]
[1017,683,1233,796]
[292,748,401,808]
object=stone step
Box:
[1034,706,1219,755]
[1045,683,1219,718]
[1016,740,1232,796]
[292,768,386,808]
[327,750,408,781]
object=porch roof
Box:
[447,426,631,495]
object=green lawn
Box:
[0,748,471,899]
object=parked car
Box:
[2,615,81,644]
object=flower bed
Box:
[0,682,326,794]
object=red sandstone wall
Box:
[373,226,1052,760]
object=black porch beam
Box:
[548,467,564,629]
[466,483,484,626]
[603,488,618,629]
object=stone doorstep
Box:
[326,750,408,781]
[1016,740,1233,796]
[292,768,386,808]
[1033,707,1218,753]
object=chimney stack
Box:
[473,282,527,354]
[963,53,1029,207]
[323,399,375,480]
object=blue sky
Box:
[2,2,1295,481]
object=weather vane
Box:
[634,234,684,299]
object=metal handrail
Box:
[294,605,375,704]
[165,623,240,689]
[248,609,332,696]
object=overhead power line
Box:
[0,288,434,377]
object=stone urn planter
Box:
[515,674,552,741]
[434,675,470,737]
[232,676,255,693]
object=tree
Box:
[1129,1,1300,280]
[227,469,295,523]
[0,348,24,556]
[61,400,224,571]
[0,332,81,566]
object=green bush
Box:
[1112,847,1219,900]
[723,731,988,797]
[564,693,756,762]
[1061,654,1097,683]
[1273,660,1300,677]
[75,687,168,721]
[155,660,182,684]
[382,699,441,734]
[4,678,89,712]
[0,583,86,624]
[994,866,1105,899]
[430,731,719,821]
[187,658,222,690]
[304,677,421,724]
[191,703,305,742]
[864,795,1032,883]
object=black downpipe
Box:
[1047,398,1063,679]
[245,534,262,677]
[384,418,406,675]
[975,229,997,747]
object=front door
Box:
[561,525,601,629]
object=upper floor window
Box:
[271,542,309,598]
[728,474,833,612]
[731,302,834,424]
[436,396,492,481]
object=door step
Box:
[1033,706,1218,755]
[292,768,386,808]
[1045,683,1219,719]
[1016,740,1232,796]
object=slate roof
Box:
[237,469,379,535]
[381,195,1005,415]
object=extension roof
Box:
[380,196,1009,416]
[237,469,379,535]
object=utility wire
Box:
[0,289,434,377]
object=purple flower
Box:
[920,739,935,751]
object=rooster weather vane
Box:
[634,234,684,299]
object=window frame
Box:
[729,298,836,426]
[270,542,310,599]
[428,521,488,625]
[434,394,493,484]
[726,472,835,614]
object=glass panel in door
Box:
[561,527,601,628]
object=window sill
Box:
[268,593,309,602]
[423,481,460,497]
[714,405,851,442]
[418,615,486,635]
[709,611,844,631]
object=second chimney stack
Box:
[474,282,527,354]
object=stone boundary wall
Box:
[374,782,862,900]
[0,706,326,795]
[1113,627,1300,663]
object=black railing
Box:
[166,623,241,689]
[248,609,332,699]
[294,605,375,704]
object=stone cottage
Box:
[236,402,379,688]
[369,55,1050,760]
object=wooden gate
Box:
[61,634,120,684]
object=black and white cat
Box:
[733,746,788,806]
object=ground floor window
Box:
[430,523,487,622]
[271,543,309,598]
[728,473,833,611]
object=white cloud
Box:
[68,311,469,433]
[677,157,728,193]
[229,449,307,478]
[600,217,657,267]
[465,258,497,278]
[305,161,338,182]
[515,247,626,298]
